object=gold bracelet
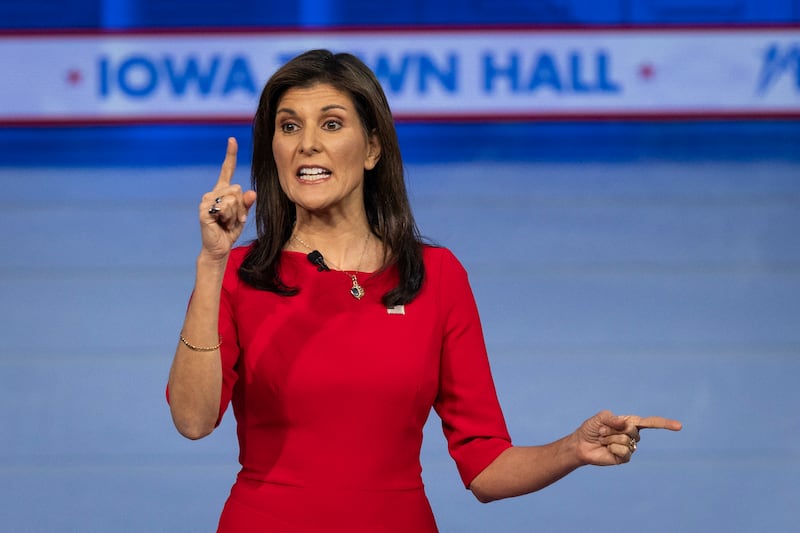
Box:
[179,333,222,352]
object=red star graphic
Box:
[66,69,83,85]
[638,63,655,81]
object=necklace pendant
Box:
[349,276,365,300]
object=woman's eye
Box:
[323,120,342,131]
[280,122,298,133]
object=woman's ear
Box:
[364,132,382,171]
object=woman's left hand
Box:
[574,410,682,466]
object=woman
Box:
[167,49,682,532]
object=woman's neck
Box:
[289,212,381,272]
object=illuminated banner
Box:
[1,27,799,124]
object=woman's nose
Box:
[298,128,321,154]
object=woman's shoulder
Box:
[421,244,467,275]
[228,243,254,265]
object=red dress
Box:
[209,245,511,532]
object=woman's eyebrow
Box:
[321,104,348,112]
[276,104,349,115]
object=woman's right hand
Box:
[198,137,257,261]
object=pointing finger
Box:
[634,416,683,432]
[214,137,238,189]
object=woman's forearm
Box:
[167,254,228,440]
[469,434,585,503]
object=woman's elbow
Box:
[471,490,497,504]
[176,423,215,440]
[170,411,217,440]
[469,479,502,504]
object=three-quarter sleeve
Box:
[432,249,512,488]
[214,247,246,426]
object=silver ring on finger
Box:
[214,196,223,204]
[628,437,637,452]
[209,205,221,215]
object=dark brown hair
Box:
[238,49,424,306]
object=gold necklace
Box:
[292,231,371,300]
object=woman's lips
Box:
[297,166,332,182]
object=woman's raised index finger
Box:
[215,137,238,188]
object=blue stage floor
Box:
[1,158,798,532]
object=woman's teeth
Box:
[298,168,331,181]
